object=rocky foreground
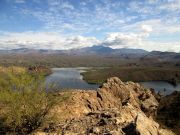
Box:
[35,77,178,135]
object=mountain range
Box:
[0,45,150,55]
[0,45,179,61]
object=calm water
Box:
[139,81,180,95]
[46,68,99,90]
[46,68,180,94]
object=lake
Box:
[46,68,180,94]
[139,81,180,95]
[46,68,99,90]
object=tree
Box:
[0,71,56,134]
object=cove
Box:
[46,68,99,90]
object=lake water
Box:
[139,81,180,95]
[46,68,99,90]
[46,68,180,94]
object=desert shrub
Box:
[0,71,56,134]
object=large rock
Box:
[156,91,180,134]
[34,77,174,135]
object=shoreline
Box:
[80,67,180,85]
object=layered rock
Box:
[34,77,175,135]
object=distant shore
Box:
[81,67,180,85]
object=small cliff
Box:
[35,77,175,135]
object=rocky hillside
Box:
[156,91,180,134]
[35,77,175,135]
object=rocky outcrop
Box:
[34,77,175,135]
[156,91,180,134]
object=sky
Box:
[0,0,180,52]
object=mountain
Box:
[0,45,148,54]
[77,46,148,55]
[64,45,149,57]
[80,45,114,53]
[67,45,114,55]
[0,46,180,61]
[141,51,180,61]
[114,48,148,54]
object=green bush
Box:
[0,72,56,134]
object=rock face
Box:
[156,91,180,134]
[35,77,175,135]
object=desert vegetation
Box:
[0,67,57,134]
[81,67,180,85]
[0,53,179,68]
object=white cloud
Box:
[14,0,26,3]
[143,19,180,34]
[127,0,180,18]
[17,0,180,37]
[104,33,143,48]
[140,41,180,52]
[0,32,99,50]
[61,2,74,10]
[159,0,180,11]
[148,0,159,4]
[102,32,180,52]
[141,25,153,33]
[119,19,180,35]
[20,0,129,34]
[101,25,180,52]
[0,31,179,52]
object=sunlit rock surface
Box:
[34,77,175,135]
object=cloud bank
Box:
[0,32,99,50]
[0,24,179,52]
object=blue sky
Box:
[0,0,180,52]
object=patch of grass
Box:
[0,66,26,73]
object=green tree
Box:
[0,72,56,134]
